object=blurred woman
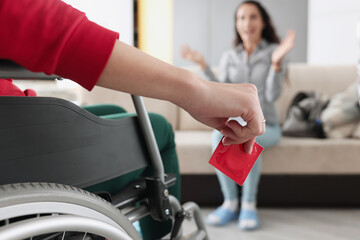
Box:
[181,0,296,230]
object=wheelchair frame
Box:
[0,60,209,240]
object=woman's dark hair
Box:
[233,0,280,47]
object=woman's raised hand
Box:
[271,30,296,70]
[180,45,207,70]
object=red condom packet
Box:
[209,139,263,186]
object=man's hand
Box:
[179,80,265,153]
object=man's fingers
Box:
[220,126,238,140]
[222,136,238,146]
[221,124,251,146]
[243,137,256,154]
[226,119,264,138]
[222,135,255,154]
[220,118,265,152]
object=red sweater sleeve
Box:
[0,0,119,91]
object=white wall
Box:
[173,0,308,67]
[46,1,133,91]
[63,0,133,45]
[308,0,360,64]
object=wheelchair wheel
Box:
[0,183,141,240]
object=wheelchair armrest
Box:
[0,59,60,80]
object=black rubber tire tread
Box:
[0,182,141,240]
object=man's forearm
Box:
[97,41,200,108]
[97,40,265,150]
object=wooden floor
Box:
[182,208,360,240]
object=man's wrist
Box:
[171,70,201,109]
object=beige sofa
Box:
[80,63,360,206]
[80,63,360,175]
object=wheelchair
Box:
[0,60,209,240]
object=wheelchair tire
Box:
[0,182,141,240]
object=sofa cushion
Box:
[175,130,214,174]
[175,131,360,175]
[262,137,360,174]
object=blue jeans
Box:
[211,124,281,203]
